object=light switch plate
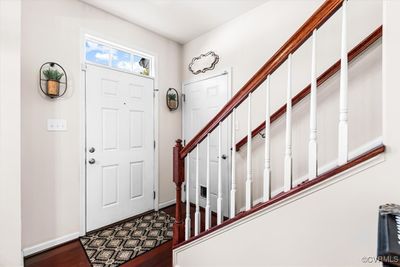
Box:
[47,119,67,131]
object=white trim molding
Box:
[23,232,80,257]
[159,199,176,210]
[24,198,174,257]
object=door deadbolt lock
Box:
[89,147,95,153]
[88,158,96,164]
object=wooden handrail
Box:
[180,0,344,158]
[235,25,383,151]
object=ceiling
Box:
[80,0,270,44]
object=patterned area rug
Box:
[80,211,174,267]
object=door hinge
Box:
[182,93,186,102]
[183,139,186,146]
[154,140,156,149]
[153,191,156,200]
[153,89,159,98]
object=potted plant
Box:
[42,68,64,97]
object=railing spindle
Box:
[185,155,191,240]
[338,0,348,165]
[179,1,345,159]
[170,0,380,249]
[230,109,236,218]
[194,145,200,235]
[309,29,318,179]
[284,54,293,192]
[263,76,271,201]
[217,123,223,224]
[246,93,252,210]
[205,134,211,230]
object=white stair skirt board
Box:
[23,232,80,257]
[173,143,384,265]
[237,136,383,212]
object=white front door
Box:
[183,73,230,217]
[86,64,154,231]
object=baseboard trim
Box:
[159,199,176,209]
[24,200,176,257]
[23,232,80,257]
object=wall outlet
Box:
[47,119,67,131]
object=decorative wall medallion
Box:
[188,51,219,75]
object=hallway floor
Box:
[24,204,219,267]
[25,205,175,267]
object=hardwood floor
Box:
[24,240,90,267]
[24,203,219,267]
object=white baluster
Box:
[205,134,211,230]
[246,93,252,211]
[194,145,200,235]
[217,123,223,224]
[185,155,191,240]
[338,0,348,166]
[309,29,318,179]
[263,76,271,202]
[284,54,293,192]
[230,109,236,218]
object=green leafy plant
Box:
[168,93,177,101]
[43,68,64,81]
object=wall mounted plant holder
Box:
[39,62,68,99]
[166,88,179,111]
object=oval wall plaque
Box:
[188,51,219,75]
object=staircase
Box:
[171,0,384,261]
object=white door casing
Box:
[86,64,154,231]
[183,73,231,217]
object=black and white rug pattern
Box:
[80,211,174,267]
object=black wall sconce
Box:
[166,88,179,111]
[39,62,68,99]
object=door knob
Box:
[88,158,96,164]
[221,154,227,160]
[88,147,95,153]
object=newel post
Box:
[173,139,185,246]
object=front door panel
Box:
[86,65,154,231]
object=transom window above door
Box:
[85,37,154,77]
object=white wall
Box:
[182,0,382,211]
[21,0,182,250]
[173,1,400,266]
[0,0,22,266]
